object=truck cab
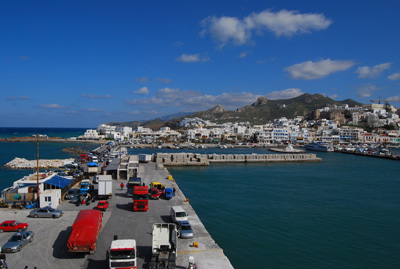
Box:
[151,181,165,192]
[108,237,137,269]
[133,186,148,211]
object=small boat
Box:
[305,142,334,152]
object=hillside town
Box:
[79,102,400,146]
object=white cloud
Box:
[201,9,332,47]
[7,96,31,101]
[328,94,340,100]
[356,84,379,98]
[355,62,392,78]
[239,51,248,58]
[40,104,66,109]
[136,77,150,83]
[386,95,400,102]
[176,53,209,63]
[155,78,173,84]
[81,93,111,99]
[126,88,259,110]
[285,59,355,80]
[86,108,102,112]
[388,72,400,80]
[177,54,200,63]
[265,88,304,99]
[249,9,333,37]
[133,87,150,95]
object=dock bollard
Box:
[186,198,189,203]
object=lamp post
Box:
[36,134,40,208]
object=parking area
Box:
[0,162,232,268]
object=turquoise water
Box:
[169,152,400,268]
[1,130,400,268]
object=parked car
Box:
[65,189,80,200]
[70,193,91,205]
[96,200,109,211]
[0,221,28,233]
[25,201,38,209]
[29,207,63,218]
[2,231,34,252]
[177,221,193,239]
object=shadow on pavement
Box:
[87,258,108,269]
[160,215,172,223]
[52,227,85,259]
[116,203,132,211]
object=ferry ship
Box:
[305,141,334,152]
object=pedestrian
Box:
[173,187,176,196]
[120,182,124,190]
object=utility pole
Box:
[36,134,40,207]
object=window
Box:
[45,196,51,202]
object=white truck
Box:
[149,223,177,269]
[107,236,137,269]
[138,154,152,163]
[98,175,113,199]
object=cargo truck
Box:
[107,235,137,269]
[67,209,103,254]
[138,154,152,163]
[126,177,142,197]
[87,162,98,174]
[80,179,91,194]
[149,223,177,269]
[98,175,113,199]
[133,186,148,211]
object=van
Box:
[170,206,188,223]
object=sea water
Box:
[1,131,399,268]
[168,151,400,268]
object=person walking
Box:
[120,182,124,190]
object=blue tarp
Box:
[45,175,72,189]
[87,162,98,167]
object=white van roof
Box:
[171,205,184,212]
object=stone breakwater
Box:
[156,152,321,166]
[4,157,74,169]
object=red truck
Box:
[67,209,103,254]
[133,186,149,212]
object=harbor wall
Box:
[156,152,321,166]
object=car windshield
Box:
[48,208,55,212]
[14,221,20,225]
[10,235,22,241]
[110,249,135,259]
[176,212,187,217]
[182,225,192,230]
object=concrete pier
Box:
[0,159,233,269]
[157,152,321,166]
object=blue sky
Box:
[1,0,400,128]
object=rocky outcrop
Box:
[4,157,75,169]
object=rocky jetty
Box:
[4,157,75,169]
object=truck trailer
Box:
[138,154,152,163]
[148,223,177,269]
[133,186,148,211]
[67,209,103,254]
[98,175,113,199]
[107,236,137,269]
